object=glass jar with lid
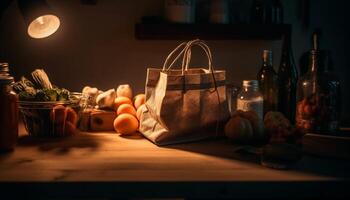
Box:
[296,50,340,134]
[236,80,264,119]
[0,63,18,152]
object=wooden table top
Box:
[1,125,350,199]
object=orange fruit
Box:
[66,107,78,126]
[134,94,146,109]
[113,113,139,135]
[225,116,253,142]
[117,104,136,116]
[114,96,132,111]
[136,104,146,120]
[50,105,66,124]
[64,121,77,135]
[54,121,77,136]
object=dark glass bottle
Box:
[271,0,283,24]
[257,50,278,116]
[250,0,264,24]
[296,50,340,134]
[299,30,324,76]
[277,35,298,123]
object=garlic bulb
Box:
[96,89,116,109]
[116,84,133,99]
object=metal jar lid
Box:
[0,63,15,85]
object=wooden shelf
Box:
[135,23,291,40]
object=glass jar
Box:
[0,63,18,152]
[296,50,340,134]
[164,0,195,23]
[226,82,240,116]
[236,80,264,119]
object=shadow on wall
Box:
[0,0,279,94]
[0,0,348,123]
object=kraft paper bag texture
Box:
[139,39,230,145]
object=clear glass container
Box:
[19,100,81,137]
[236,80,264,119]
[296,50,341,134]
[226,82,240,116]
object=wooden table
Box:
[1,125,349,199]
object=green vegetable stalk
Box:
[13,69,72,101]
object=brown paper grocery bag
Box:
[139,39,230,145]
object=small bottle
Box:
[237,80,264,119]
[210,0,230,24]
[271,0,283,24]
[257,50,278,116]
[164,0,195,24]
[0,63,18,152]
[250,0,264,24]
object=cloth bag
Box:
[139,39,230,145]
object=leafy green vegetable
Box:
[18,91,36,101]
[35,89,57,101]
[57,88,70,101]
[14,69,72,102]
[13,77,36,95]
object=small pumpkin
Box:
[224,116,254,143]
[225,110,267,144]
[237,110,264,139]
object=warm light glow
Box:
[27,14,60,39]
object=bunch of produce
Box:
[264,112,303,145]
[262,112,303,169]
[296,93,339,133]
[13,69,72,102]
[224,110,265,144]
[224,110,303,145]
[224,110,304,169]
[79,84,146,135]
[13,69,79,137]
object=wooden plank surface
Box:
[0,125,350,198]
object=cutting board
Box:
[303,128,350,159]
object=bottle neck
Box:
[309,51,319,73]
[0,63,15,86]
[282,35,291,53]
[279,35,295,69]
[0,84,12,93]
[262,50,273,69]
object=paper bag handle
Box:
[181,39,213,72]
[162,39,213,74]
[162,42,187,72]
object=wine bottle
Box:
[250,0,264,24]
[299,29,323,76]
[257,50,278,116]
[271,0,283,24]
[277,35,298,123]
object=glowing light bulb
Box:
[27,14,60,39]
[37,16,45,25]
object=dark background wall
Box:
[0,0,349,124]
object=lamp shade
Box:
[17,0,60,39]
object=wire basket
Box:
[19,94,82,137]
